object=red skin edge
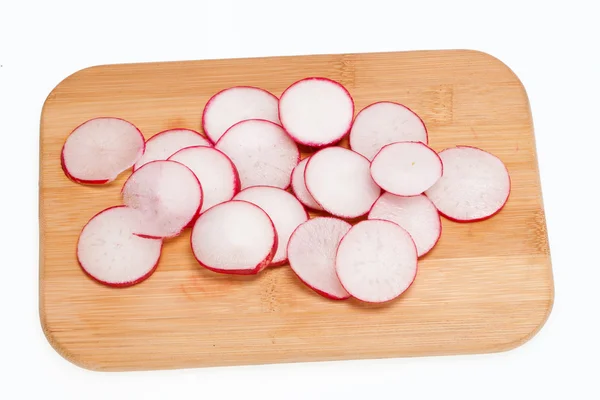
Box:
[366,193,442,258]
[304,147,381,219]
[120,160,204,239]
[168,145,242,216]
[369,141,444,196]
[76,205,164,288]
[132,127,212,172]
[215,119,301,191]
[335,219,419,304]
[189,200,278,275]
[61,117,146,184]
[202,86,280,145]
[286,217,352,300]
[290,156,325,212]
[269,259,289,268]
[348,101,429,153]
[234,185,310,267]
[278,77,355,148]
[425,145,512,223]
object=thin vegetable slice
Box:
[61,117,145,184]
[425,146,511,222]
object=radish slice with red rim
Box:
[202,86,280,144]
[368,193,441,257]
[133,129,211,171]
[122,160,203,239]
[291,157,324,211]
[425,146,511,222]
[287,217,351,300]
[77,206,163,287]
[370,141,443,196]
[233,186,308,266]
[305,147,381,219]
[335,219,418,303]
[191,200,277,275]
[61,117,145,184]
[168,146,240,213]
[215,119,299,189]
[350,102,428,161]
[279,77,354,147]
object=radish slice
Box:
[287,217,351,300]
[370,141,443,196]
[77,206,163,287]
[278,77,354,147]
[233,186,308,266]
[133,129,211,171]
[121,160,203,238]
[425,146,511,222]
[168,146,240,213]
[291,157,324,211]
[368,193,441,257]
[335,219,418,303]
[350,102,428,161]
[202,86,280,144]
[215,119,299,189]
[191,200,277,275]
[61,117,145,184]
[305,147,381,219]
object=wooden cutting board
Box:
[39,49,554,372]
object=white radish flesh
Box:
[370,141,443,196]
[278,77,354,147]
[291,157,324,211]
[425,146,511,222]
[287,217,351,300]
[122,160,203,238]
[202,86,280,144]
[168,146,240,213]
[369,193,441,257]
[61,117,145,184]
[233,186,308,266]
[77,206,162,287]
[215,119,299,189]
[335,219,418,303]
[305,147,381,219]
[350,102,428,161]
[133,129,211,171]
[191,200,277,275]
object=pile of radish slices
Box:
[62,77,511,304]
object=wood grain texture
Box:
[39,49,554,372]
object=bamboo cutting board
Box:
[39,49,554,372]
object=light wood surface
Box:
[39,49,554,372]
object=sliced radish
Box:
[425,146,511,222]
[61,117,145,184]
[233,186,308,266]
[305,147,381,219]
[215,119,299,189]
[291,157,324,211]
[77,206,163,287]
[278,77,354,147]
[370,141,443,196]
[121,160,203,238]
[335,219,418,303]
[191,200,277,275]
[350,102,428,161]
[133,128,211,171]
[287,217,351,300]
[368,193,441,257]
[202,86,280,144]
[168,146,240,213]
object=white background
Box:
[1,0,599,398]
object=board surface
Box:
[39,49,554,372]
